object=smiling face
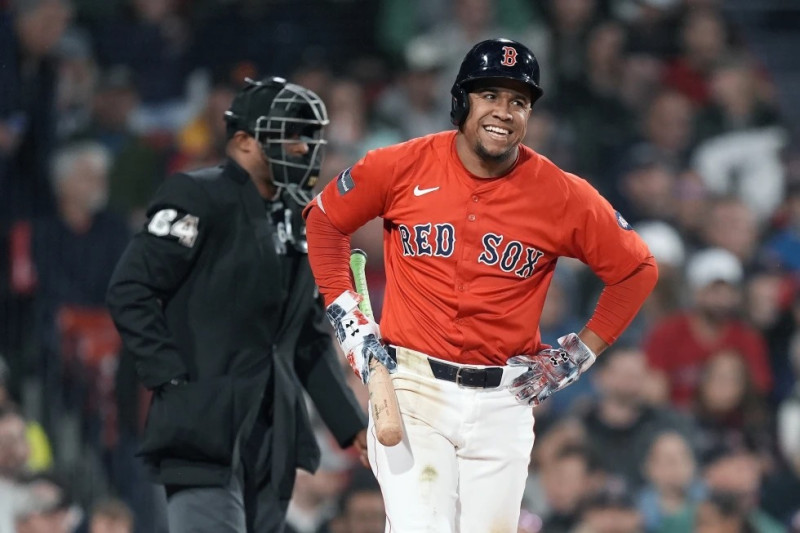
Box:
[461,78,532,165]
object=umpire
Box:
[106,77,367,533]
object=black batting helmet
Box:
[225,77,329,205]
[450,38,544,127]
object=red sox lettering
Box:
[397,223,544,278]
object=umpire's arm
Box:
[106,174,207,390]
[294,297,367,448]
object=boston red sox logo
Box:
[501,46,518,67]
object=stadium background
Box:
[0,0,799,532]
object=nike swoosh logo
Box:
[413,185,440,197]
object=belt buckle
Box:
[455,367,484,388]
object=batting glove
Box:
[326,290,397,384]
[507,333,597,406]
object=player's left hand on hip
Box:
[507,332,597,406]
[326,290,397,385]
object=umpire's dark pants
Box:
[165,416,287,532]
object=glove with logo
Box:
[326,290,397,384]
[507,333,597,406]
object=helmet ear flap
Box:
[450,84,470,127]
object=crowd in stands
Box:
[0,0,799,531]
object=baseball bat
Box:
[349,249,403,447]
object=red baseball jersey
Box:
[313,131,651,365]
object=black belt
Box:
[386,346,504,389]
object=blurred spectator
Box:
[699,451,784,533]
[545,0,601,100]
[763,183,800,273]
[75,66,139,152]
[374,40,453,141]
[0,404,30,533]
[170,79,236,173]
[695,57,782,143]
[557,20,635,188]
[21,140,129,492]
[777,332,800,468]
[324,78,401,160]
[573,480,644,533]
[758,331,800,528]
[32,141,129,308]
[644,248,772,408]
[616,0,681,57]
[744,272,800,403]
[638,430,705,532]
[614,89,694,215]
[700,197,761,268]
[522,104,574,170]
[692,132,788,226]
[692,57,788,222]
[616,154,678,225]
[673,170,711,249]
[333,468,384,533]
[0,0,72,225]
[93,0,194,132]
[692,350,773,463]
[88,497,133,533]
[744,270,787,335]
[631,221,686,339]
[14,472,81,533]
[577,345,695,489]
[538,445,605,533]
[375,0,538,62]
[523,417,587,518]
[0,404,31,484]
[0,0,72,396]
[30,140,129,342]
[662,7,730,106]
[693,491,759,533]
[618,52,664,115]
[55,28,97,140]
[633,89,694,174]
[0,359,53,475]
[72,66,165,229]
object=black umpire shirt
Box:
[107,159,366,497]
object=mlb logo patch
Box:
[615,211,632,230]
[337,167,355,195]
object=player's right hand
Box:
[326,290,397,384]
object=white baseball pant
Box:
[367,346,535,533]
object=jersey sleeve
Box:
[560,174,652,284]
[310,147,396,234]
[106,173,211,389]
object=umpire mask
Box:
[225,77,329,205]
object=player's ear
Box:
[231,130,254,152]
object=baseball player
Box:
[304,38,658,532]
